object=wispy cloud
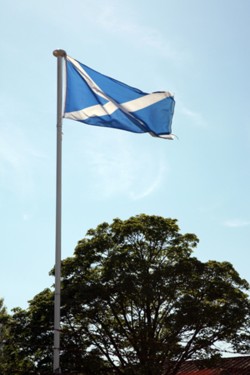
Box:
[0,127,29,192]
[129,162,166,200]
[22,213,32,221]
[11,0,187,65]
[76,0,185,63]
[0,119,46,195]
[97,8,177,60]
[180,106,206,128]
[222,219,250,228]
[81,131,169,200]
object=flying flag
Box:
[64,56,175,139]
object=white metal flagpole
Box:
[53,49,66,374]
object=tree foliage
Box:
[1,214,250,375]
[59,214,250,375]
[0,290,54,375]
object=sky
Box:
[1,0,250,312]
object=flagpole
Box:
[53,49,66,374]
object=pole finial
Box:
[53,49,67,58]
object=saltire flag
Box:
[64,55,175,139]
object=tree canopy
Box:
[59,214,250,374]
[1,214,250,375]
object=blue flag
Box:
[64,56,175,139]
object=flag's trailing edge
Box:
[63,55,175,139]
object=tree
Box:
[0,290,53,375]
[1,215,249,374]
[0,298,11,375]
[0,289,107,375]
[59,214,250,375]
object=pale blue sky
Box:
[1,0,250,311]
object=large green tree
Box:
[59,214,250,375]
[0,292,108,374]
[0,290,54,375]
[0,298,11,375]
[1,215,249,374]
